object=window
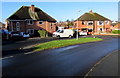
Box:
[75,23,77,26]
[27,20,34,25]
[27,29,34,34]
[82,21,85,25]
[82,28,87,31]
[39,21,43,24]
[50,23,52,29]
[88,29,93,32]
[87,21,93,26]
[60,30,64,33]
[98,21,104,26]
[105,21,109,25]
[16,22,20,31]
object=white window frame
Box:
[16,22,20,31]
[27,29,34,34]
[50,23,53,29]
[105,21,109,25]
[39,21,44,24]
[97,21,104,26]
[87,21,93,26]
[82,21,85,25]
[27,20,34,25]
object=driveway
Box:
[2,37,119,76]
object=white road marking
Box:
[24,52,34,55]
[1,56,14,60]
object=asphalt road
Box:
[2,37,119,77]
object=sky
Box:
[1,2,118,23]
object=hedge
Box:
[112,30,120,34]
[38,30,48,38]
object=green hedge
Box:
[38,30,48,38]
[112,30,120,34]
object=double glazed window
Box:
[39,21,43,24]
[27,20,34,25]
[88,29,93,32]
[82,21,85,25]
[105,21,109,25]
[87,21,93,26]
[27,29,34,34]
[16,22,20,31]
[98,21,104,26]
[50,23,53,29]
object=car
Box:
[9,31,20,38]
[79,31,87,35]
[20,32,30,38]
[53,29,74,38]
[1,29,9,39]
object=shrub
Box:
[112,30,120,34]
[38,30,47,38]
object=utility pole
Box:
[76,10,80,40]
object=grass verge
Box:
[33,37,103,51]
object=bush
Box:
[112,30,120,34]
[38,30,48,38]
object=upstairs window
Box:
[50,23,53,29]
[27,20,34,25]
[82,21,85,25]
[87,21,93,26]
[105,21,109,25]
[39,21,43,24]
[98,21,104,26]
[16,22,20,31]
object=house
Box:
[6,5,57,36]
[0,22,8,39]
[111,22,120,30]
[74,10,111,34]
[0,22,6,29]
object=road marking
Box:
[24,52,34,55]
[1,56,14,60]
[84,50,118,78]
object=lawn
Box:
[33,37,103,51]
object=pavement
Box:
[85,50,119,77]
[2,37,57,57]
[2,37,119,77]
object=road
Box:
[2,37,119,76]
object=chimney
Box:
[31,5,35,12]
[89,10,93,13]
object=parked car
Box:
[9,31,21,38]
[79,31,87,35]
[53,29,74,38]
[20,32,30,38]
[1,29,9,39]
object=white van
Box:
[53,29,74,38]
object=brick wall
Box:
[8,20,56,34]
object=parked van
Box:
[53,29,74,38]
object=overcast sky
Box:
[1,2,118,23]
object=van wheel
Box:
[57,35,60,39]
[69,35,72,38]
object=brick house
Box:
[74,10,111,34]
[6,5,57,36]
[0,22,6,29]
[111,22,120,30]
